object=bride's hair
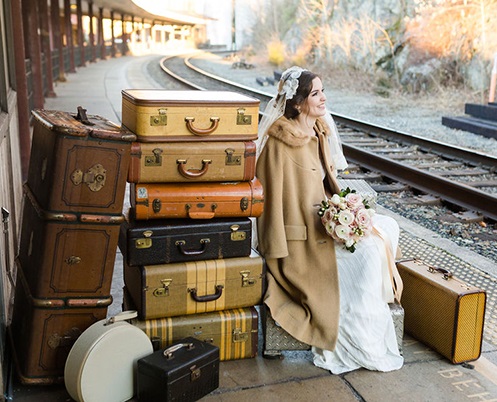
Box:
[282,70,318,119]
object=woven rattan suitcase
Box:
[124,249,264,319]
[128,141,256,183]
[27,108,135,214]
[131,178,264,220]
[119,217,252,266]
[121,89,259,142]
[397,258,486,363]
[18,186,122,298]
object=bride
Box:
[256,66,403,374]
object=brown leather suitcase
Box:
[127,141,256,183]
[119,217,252,266]
[131,178,264,220]
[121,89,259,142]
[18,185,122,298]
[9,267,111,384]
[27,107,135,214]
[397,258,486,364]
[137,337,219,402]
[124,249,265,319]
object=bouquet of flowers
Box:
[317,187,375,253]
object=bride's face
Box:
[300,77,327,118]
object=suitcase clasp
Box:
[150,109,167,126]
[144,148,163,166]
[70,163,107,192]
[237,108,252,125]
[153,198,162,213]
[230,224,246,241]
[191,366,201,382]
[136,238,152,249]
[240,197,249,211]
[240,270,256,287]
[233,328,249,342]
[153,279,173,297]
[225,148,241,165]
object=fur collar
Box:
[267,116,331,147]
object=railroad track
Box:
[160,52,497,223]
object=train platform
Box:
[10,53,497,401]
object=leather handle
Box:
[184,117,220,135]
[175,239,210,256]
[177,159,211,178]
[428,265,453,279]
[188,211,215,219]
[189,285,224,302]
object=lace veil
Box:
[257,66,347,171]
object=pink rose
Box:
[345,192,363,209]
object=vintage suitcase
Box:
[137,337,219,402]
[127,141,256,183]
[129,306,259,362]
[121,89,259,142]
[397,258,486,364]
[9,267,111,384]
[131,178,264,220]
[262,303,404,358]
[119,217,252,266]
[27,107,135,214]
[64,311,153,402]
[18,185,122,298]
[124,249,264,319]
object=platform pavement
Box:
[11,53,497,401]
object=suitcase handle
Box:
[189,285,224,302]
[428,265,453,280]
[184,117,220,136]
[163,342,195,359]
[177,159,212,178]
[175,239,210,256]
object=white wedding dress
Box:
[312,214,404,374]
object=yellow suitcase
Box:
[121,90,259,142]
[397,258,486,364]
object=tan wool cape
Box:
[256,116,342,351]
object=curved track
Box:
[160,53,497,222]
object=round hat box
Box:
[64,310,153,402]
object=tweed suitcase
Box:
[121,89,259,142]
[127,141,256,183]
[9,267,111,384]
[262,303,404,357]
[27,107,135,214]
[129,306,259,361]
[397,258,486,363]
[124,249,264,319]
[137,337,219,402]
[119,217,252,266]
[18,185,122,298]
[131,178,264,220]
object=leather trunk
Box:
[124,249,265,319]
[18,185,122,298]
[27,108,135,214]
[121,89,259,142]
[397,258,486,364]
[9,267,111,384]
[119,217,252,266]
[127,141,256,183]
[137,337,219,402]
[131,178,264,220]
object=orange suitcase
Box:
[131,178,264,220]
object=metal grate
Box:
[399,230,497,347]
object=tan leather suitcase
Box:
[18,185,122,298]
[129,305,259,361]
[127,141,256,183]
[397,258,486,364]
[121,89,259,142]
[131,178,264,220]
[9,267,111,384]
[27,108,135,214]
[124,249,265,319]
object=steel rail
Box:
[344,143,497,221]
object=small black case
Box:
[137,337,220,402]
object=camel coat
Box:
[256,116,342,351]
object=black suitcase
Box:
[137,337,219,402]
[119,216,252,266]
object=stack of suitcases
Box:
[10,107,136,384]
[119,89,266,362]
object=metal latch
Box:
[240,270,256,287]
[145,148,163,166]
[225,148,241,165]
[150,108,167,126]
[136,238,152,249]
[236,108,252,125]
[152,198,162,213]
[230,224,246,241]
[65,255,82,265]
[240,197,249,211]
[71,163,107,192]
[48,327,82,349]
[191,366,201,382]
[233,328,248,342]
[153,279,173,297]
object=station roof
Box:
[77,0,208,25]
